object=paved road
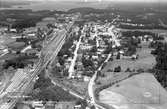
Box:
[88,54,111,109]
[68,32,83,78]
[88,23,120,109]
[159,19,167,28]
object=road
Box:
[21,45,32,53]
[0,49,9,57]
[88,54,111,109]
[159,19,167,28]
[68,32,83,78]
[88,23,120,109]
[0,22,74,109]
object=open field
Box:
[31,85,77,101]
[99,73,167,109]
[119,28,167,34]
[106,42,155,71]
[96,41,155,86]
[64,79,89,96]
[95,41,158,109]
[51,76,89,97]
[102,48,155,72]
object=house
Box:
[0,27,8,32]
[25,27,37,33]
[32,101,44,109]
[80,44,93,50]
[83,76,91,82]
[76,61,84,71]
[55,101,75,109]
[45,101,56,109]
[92,55,98,60]
[144,35,153,42]
[16,103,31,109]
[27,33,36,38]
[131,54,138,60]
[74,105,82,109]
[25,49,38,56]
[64,62,71,69]
[119,50,124,55]
[10,28,17,33]
[97,48,105,53]
[21,45,32,53]
[76,72,82,79]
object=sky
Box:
[2,0,165,2]
[43,0,164,2]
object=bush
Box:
[125,68,131,72]
[114,66,121,72]
[137,68,144,73]
[34,72,51,89]
[116,53,121,59]
[107,69,113,72]
[101,73,105,77]
[96,81,101,85]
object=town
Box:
[0,1,167,109]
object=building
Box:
[25,49,39,56]
[55,101,75,109]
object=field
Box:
[106,42,155,71]
[94,40,159,109]
[96,41,156,87]
[52,77,89,97]
[99,73,167,109]
[120,29,167,34]
[31,85,77,101]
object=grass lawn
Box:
[96,41,156,88]
[103,42,155,73]
[99,73,167,109]
[59,78,89,96]
[31,84,78,101]
[95,41,160,109]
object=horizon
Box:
[1,0,166,11]
[1,0,167,3]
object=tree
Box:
[127,45,136,56]
[125,68,131,72]
[34,72,51,89]
[104,43,113,54]
[97,71,101,77]
[107,69,113,72]
[51,66,63,77]
[152,42,167,87]
[137,68,144,73]
[82,56,94,68]
[90,46,97,53]
[75,99,87,109]
[96,81,101,85]
[90,106,96,109]
[58,57,65,66]
[116,53,121,59]
[114,66,121,72]
[155,43,167,70]
[101,73,105,77]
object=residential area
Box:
[0,1,167,109]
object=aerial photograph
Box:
[0,0,167,109]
